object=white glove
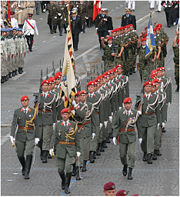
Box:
[113,137,117,145]
[58,13,61,16]
[104,121,108,128]
[77,152,81,157]
[109,116,112,123]
[168,102,171,108]
[35,138,40,145]
[162,122,166,128]
[92,133,96,139]
[49,149,54,158]
[139,138,142,144]
[111,112,113,116]
[10,136,15,146]
[96,27,98,30]
[137,110,142,115]
[157,123,160,129]
[53,123,56,131]
[119,107,122,110]
[100,123,103,129]
[43,9,46,12]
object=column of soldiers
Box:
[45,1,93,36]
[1,27,29,83]
[101,21,169,79]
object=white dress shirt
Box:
[23,19,39,36]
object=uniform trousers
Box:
[25,34,34,51]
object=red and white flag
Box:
[93,0,101,21]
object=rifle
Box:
[52,61,55,76]
[60,59,62,72]
[46,67,49,80]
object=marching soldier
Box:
[46,1,58,34]
[95,8,113,48]
[37,80,56,163]
[112,97,140,180]
[23,13,39,52]
[56,1,66,36]
[49,108,80,194]
[86,81,102,163]
[10,96,39,179]
[173,33,179,92]
[137,81,159,164]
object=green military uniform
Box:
[37,91,56,163]
[138,92,159,164]
[86,1,93,27]
[87,91,102,162]
[112,107,139,180]
[77,2,87,33]
[102,44,114,71]
[74,101,95,171]
[11,106,39,179]
[173,45,179,91]
[56,3,65,36]
[155,35,163,68]
[50,119,80,194]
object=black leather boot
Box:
[24,155,33,179]
[162,127,166,133]
[18,156,26,176]
[147,153,153,164]
[42,150,48,163]
[58,171,66,190]
[100,143,105,152]
[82,160,87,172]
[154,149,162,156]
[152,153,157,160]
[89,151,95,163]
[96,144,101,156]
[72,163,77,176]
[18,67,23,74]
[102,140,107,148]
[65,173,72,194]
[76,167,81,181]
[143,152,147,161]
[122,164,128,176]
[106,137,111,143]
[93,152,96,159]
[127,168,133,180]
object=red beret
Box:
[156,24,162,28]
[152,79,160,84]
[121,26,125,30]
[48,77,55,83]
[116,64,123,68]
[143,81,152,87]
[141,38,146,42]
[104,182,116,191]
[123,97,132,104]
[159,67,165,71]
[116,190,128,196]
[153,27,157,31]
[156,67,164,72]
[107,36,113,41]
[61,108,70,114]
[129,24,133,27]
[87,81,95,87]
[21,95,29,102]
[112,28,118,33]
[177,39,179,44]
[75,91,80,96]
[41,80,49,86]
[54,72,62,79]
[80,90,87,95]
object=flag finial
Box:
[150,10,152,17]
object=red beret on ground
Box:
[141,38,146,42]
[87,81,95,87]
[143,81,152,87]
[123,97,132,104]
[80,90,87,95]
[116,190,129,196]
[61,108,70,114]
[107,36,113,41]
[75,91,80,96]
[41,80,49,86]
[21,95,29,102]
[104,182,116,191]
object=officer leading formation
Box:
[7,3,179,196]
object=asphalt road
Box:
[1,1,179,196]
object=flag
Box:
[7,0,11,21]
[93,0,101,21]
[145,15,156,58]
[62,25,76,107]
